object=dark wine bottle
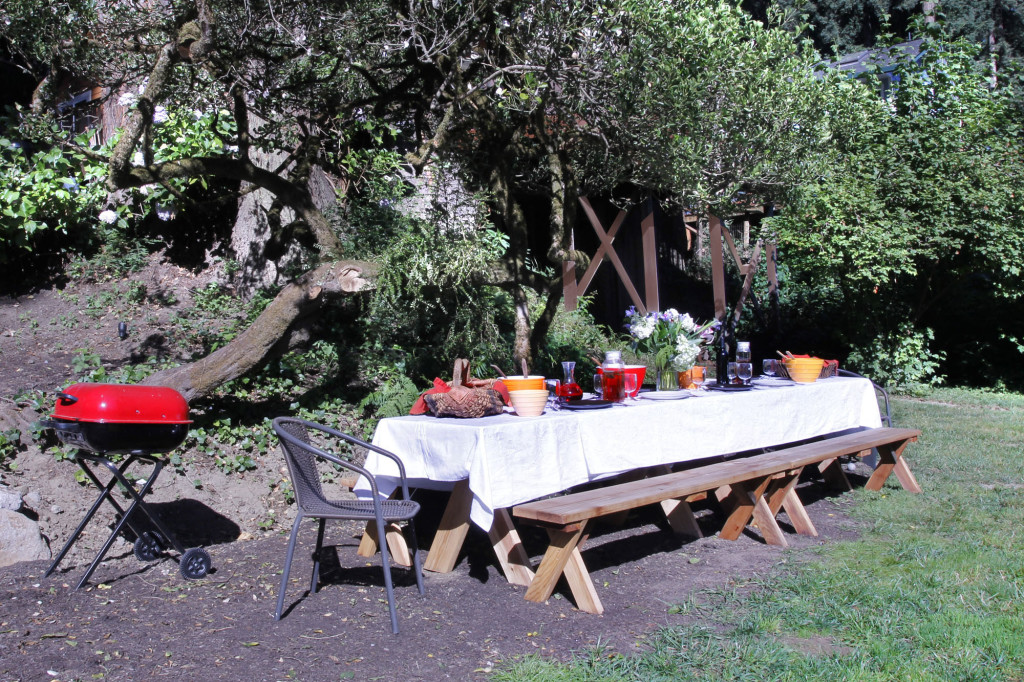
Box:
[716,326,730,386]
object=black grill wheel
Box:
[133,531,164,562]
[179,547,212,580]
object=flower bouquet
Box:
[624,307,718,390]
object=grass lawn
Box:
[494,387,1024,681]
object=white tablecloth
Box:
[355,377,882,530]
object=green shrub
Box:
[847,323,945,391]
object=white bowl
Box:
[508,389,548,417]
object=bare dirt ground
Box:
[0,488,868,682]
[0,256,872,680]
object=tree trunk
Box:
[142,261,373,401]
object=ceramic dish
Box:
[707,384,754,392]
[561,399,614,410]
[640,391,691,400]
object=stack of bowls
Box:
[508,389,548,417]
[783,357,825,383]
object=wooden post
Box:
[562,260,577,312]
[767,241,779,331]
[640,198,659,313]
[710,214,727,321]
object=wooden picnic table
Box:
[354,376,889,587]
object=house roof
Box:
[831,39,925,76]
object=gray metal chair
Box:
[837,369,893,426]
[272,417,424,634]
[837,369,893,468]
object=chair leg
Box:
[404,516,425,596]
[310,518,326,595]
[275,515,304,621]
[375,515,400,635]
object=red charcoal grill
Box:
[41,383,212,588]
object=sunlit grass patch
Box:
[494,387,1024,681]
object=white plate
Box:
[640,391,691,400]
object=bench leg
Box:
[717,477,773,541]
[752,496,788,547]
[488,509,535,586]
[357,486,413,566]
[524,522,602,614]
[818,457,852,491]
[781,488,818,537]
[423,479,473,573]
[764,471,799,516]
[865,439,922,493]
[661,498,702,539]
[357,520,413,567]
[752,470,818,540]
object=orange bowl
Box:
[500,375,545,391]
[784,357,825,383]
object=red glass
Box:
[601,369,626,403]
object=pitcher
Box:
[557,361,583,401]
[600,351,626,403]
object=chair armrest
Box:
[272,417,415,501]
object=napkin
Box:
[409,377,511,415]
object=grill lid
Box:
[52,383,192,424]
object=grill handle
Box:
[39,419,81,432]
[56,392,79,404]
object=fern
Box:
[359,373,422,419]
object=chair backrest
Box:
[837,369,892,426]
[274,418,328,512]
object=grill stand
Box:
[44,451,212,588]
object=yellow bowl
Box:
[501,375,545,391]
[784,358,825,383]
[508,389,549,417]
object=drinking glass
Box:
[738,362,752,385]
[592,373,603,399]
[762,358,777,379]
[736,341,751,363]
[727,362,738,385]
[700,359,715,389]
[689,365,706,391]
[624,373,638,402]
[545,379,562,410]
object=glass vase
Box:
[656,368,678,391]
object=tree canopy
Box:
[1,0,1022,393]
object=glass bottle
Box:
[601,350,626,403]
[716,326,730,386]
[557,361,583,401]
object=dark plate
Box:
[561,399,614,410]
[707,384,754,392]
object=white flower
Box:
[632,316,656,340]
[98,210,117,224]
[153,106,168,124]
[679,313,698,333]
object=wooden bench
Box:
[512,426,922,614]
